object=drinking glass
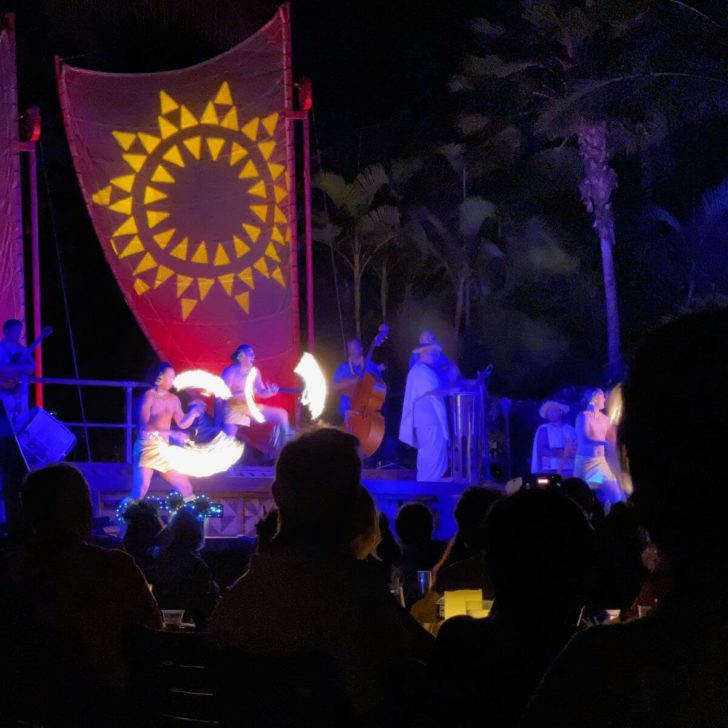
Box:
[417,570,433,597]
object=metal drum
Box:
[449,390,483,484]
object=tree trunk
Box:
[380,256,388,320]
[353,257,362,340]
[465,275,471,328]
[577,121,621,370]
[454,274,465,332]
[598,226,620,370]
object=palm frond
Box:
[468,17,506,37]
[456,113,490,136]
[389,156,425,192]
[313,172,349,209]
[349,164,389,215]
[358,205,401,237]
[311,220,342,246]
[437,143,465,174]
[463,54,539,79]
[648,206,682,233]
[535,78,618,139]
[690,178,728,243]
[459,197,497,239]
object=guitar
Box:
[0,325,53,393]
[346,323,389,457]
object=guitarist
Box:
[332,338,381,425]
[0,319,35,428]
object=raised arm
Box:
[173,395,200,430]
[254,370,279,399]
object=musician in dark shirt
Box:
[332,338,380,423]
[0,319,34,428]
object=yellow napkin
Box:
[443,589,483,620]
[410,588,440,625]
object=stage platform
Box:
[74,463,467,540]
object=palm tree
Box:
[409,196,500,332]
[312,165,399,338]
[576,121,620,366]
[452,0,728,370]
[650,178,728,301]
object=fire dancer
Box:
[131,362,201,499]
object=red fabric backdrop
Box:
[58,6,299,383]
[0,18,26,330]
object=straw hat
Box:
[412,343,443,355]
[539,400,569,419]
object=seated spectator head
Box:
[621,306,728,576]
[395,502,435,547]
[350,487,381,560]
[561,477,605,525]
[21,463,93,540]
[272,426,362,549]
[122,500,164,555]
[483,489,594,622]
[255,508,280,553]
[170,507,205,551]
[453,486,502,550]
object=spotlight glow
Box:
[244,366,266,423]
[295,352,327,420]
[162,432,245,477]
[174,370,232,399]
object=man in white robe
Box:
[399,344,450,481]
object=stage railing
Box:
[27,377,149,464]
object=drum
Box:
[449,390,483,484]
[16,406,77,469]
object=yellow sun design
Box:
[91,81,291,321]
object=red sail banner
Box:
[0,17,25,329]
[58,6,299,381]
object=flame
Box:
[174,369,232,399]
[295,352,327,420]
[162,432,244,477]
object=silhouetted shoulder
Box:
[520,615,720,728]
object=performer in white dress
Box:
[574,388,623,508]
[399,343,450,481]
[531,401,577,476]
[221,344,291,452]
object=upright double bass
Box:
[346,324,389,457]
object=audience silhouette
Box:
[152,506,220,629]
[394,502,446,606]
[522,307,728,727]
[211,427,433,726]
[431,488,594,727]
[0,463,161,726]
[435,485,502,594]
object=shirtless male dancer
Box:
[221,344,291,451]
[131,362,201,499]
